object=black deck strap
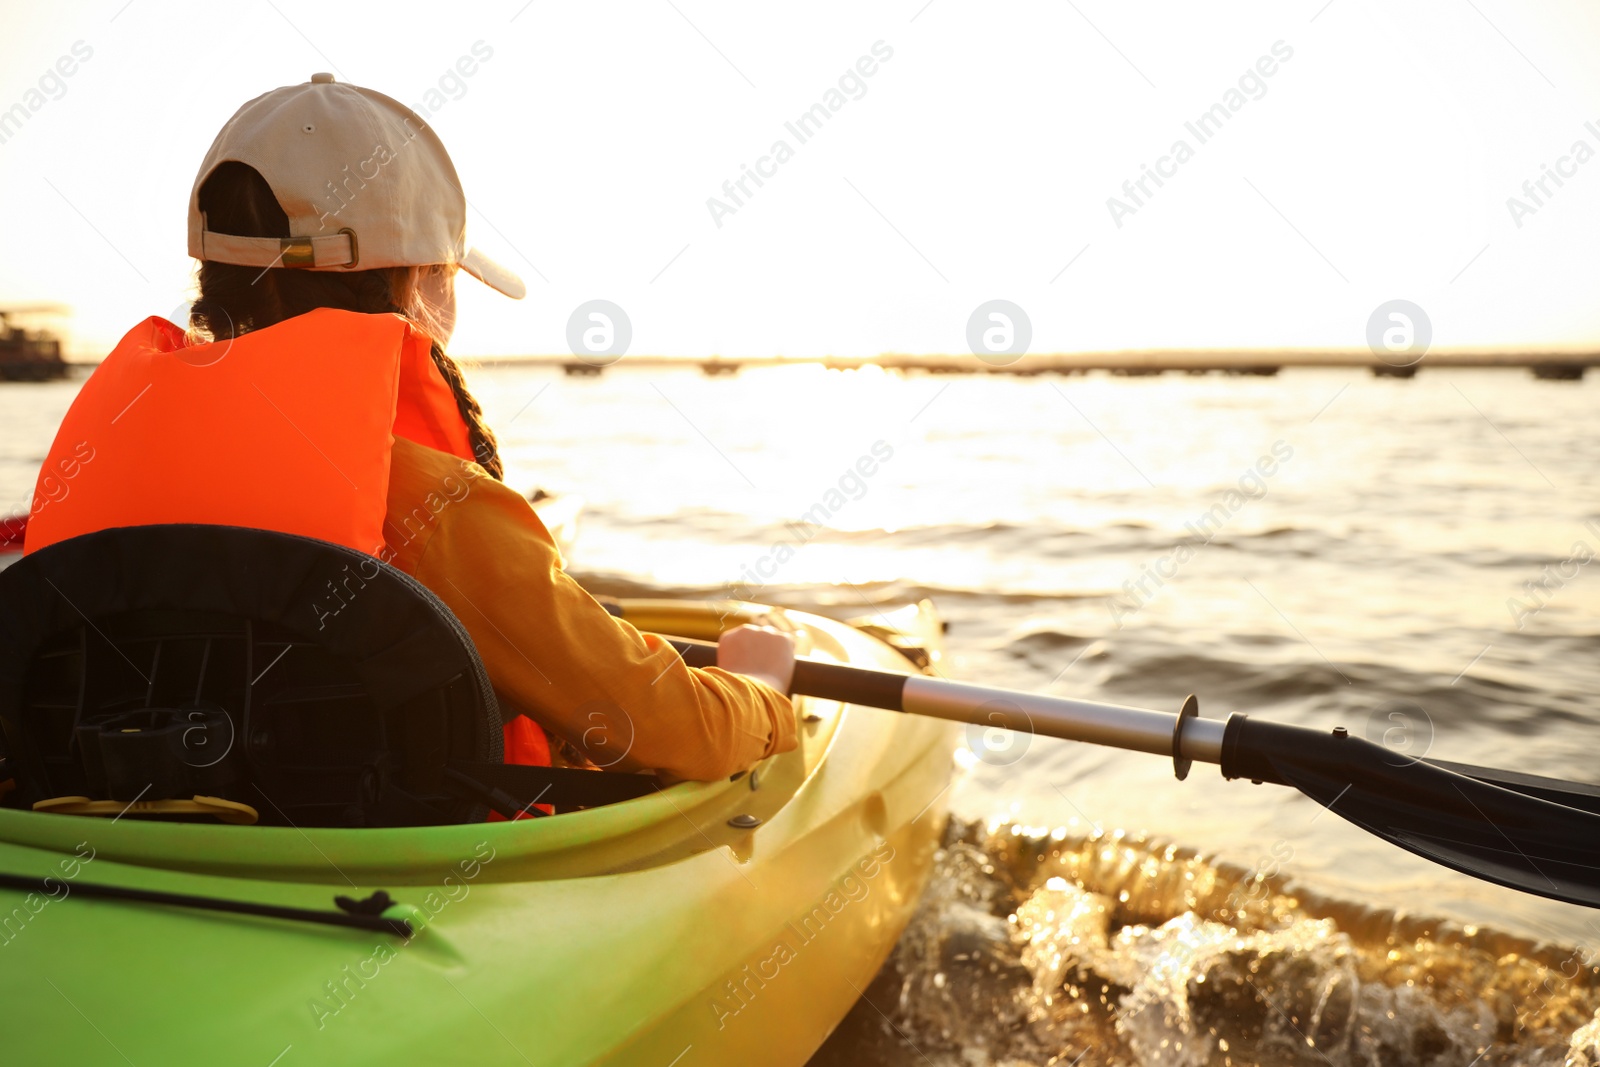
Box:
[335,890,396,916]
[0,871,412,937]
[441,766,550,820]
[446,761,662,809]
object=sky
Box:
[2,0,1599,358]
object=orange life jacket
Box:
[26,307,551,769]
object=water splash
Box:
[812,818,1600,1066]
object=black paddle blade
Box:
[1221,716,1600,910]
[1426,758,1600,817]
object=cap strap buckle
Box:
[338,227,359,268]
[279,237,316,268]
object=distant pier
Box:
[541,351,1596,380]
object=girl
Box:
[30,74,798,784]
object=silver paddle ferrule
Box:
[901,676,1226,768]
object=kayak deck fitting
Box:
[0,526,956,1066]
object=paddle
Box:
[667,637,1600,910]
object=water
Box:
[813,818,1600,1066]
[5,362,1600,1064]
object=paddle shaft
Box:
[668,634,1600,909]
[673,634,1600,797]
[667,637,1227,775]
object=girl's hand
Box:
[717,625,796,695]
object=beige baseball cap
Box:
[187,72,524,300]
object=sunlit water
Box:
[4,362,1599,1065]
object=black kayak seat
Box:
[0,524,656,827]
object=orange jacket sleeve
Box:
[382,437,796,781]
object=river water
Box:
[4,360,1599,1065]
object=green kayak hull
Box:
[0,601,956,1066]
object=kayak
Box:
[0,596,956,1066]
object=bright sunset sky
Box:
[2,0,1598,358]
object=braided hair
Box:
[192,161,504,479]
